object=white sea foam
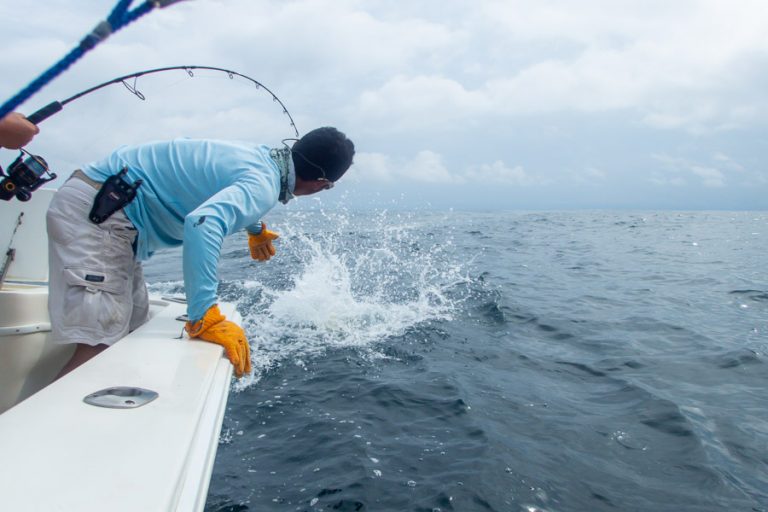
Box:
[233,209,467,390]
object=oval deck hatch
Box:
[83,387,159,409]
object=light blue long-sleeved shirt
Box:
[82,138,288,321]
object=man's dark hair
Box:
[291,127,355,182]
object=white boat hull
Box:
[0,188,235,511]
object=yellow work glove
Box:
[186,304,251,377]
[248,222,279,261]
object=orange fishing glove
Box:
[186,304,251,377]
[248,222,279,261]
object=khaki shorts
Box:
[46,176,149,346]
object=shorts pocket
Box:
[47,185,94,246]
[61,267,130,339]
[47,202,80,246]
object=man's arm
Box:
[182,176,277,321]
[0,113,39,149]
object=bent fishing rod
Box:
[0,0,188,121]
[0,65,299,202]
[25,65,299,133]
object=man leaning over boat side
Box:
[47,127,355,378]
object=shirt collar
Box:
[270,147,296,204]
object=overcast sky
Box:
[1,0,766,210]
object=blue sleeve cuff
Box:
[246,222,263,235]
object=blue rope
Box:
[107,0,134,26]
[0,1,156,122]
[123,2,154,26]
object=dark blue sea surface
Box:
[143,209,768,512]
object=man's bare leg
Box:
[56,343,109,380]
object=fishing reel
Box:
[0,149,57,202]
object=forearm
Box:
[182,213,226,321]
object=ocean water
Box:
[143,209,768,512]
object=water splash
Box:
[230,208,469,390]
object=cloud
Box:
[356,75,488,129]
[2,0,766,209]
[651,153,740,188]
[565,166,608,184]
[347,152,393,183]
[6,0,768,135]
[352,151,542,187]
[649,174,687,187]
[350,0,768,133]
[689,166,726,188]
[351,151,463,184]
[402,151,463,184]
[712,152,745,172]
[583,167,607,179]
[465,160,542,186]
